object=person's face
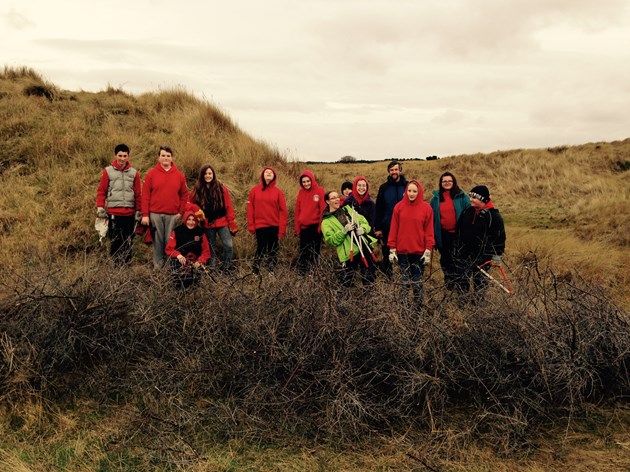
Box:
[326,192,340,211]
[441,175,454,191]
[470,196,485,209]
[407,183,419,202]
[263,169,275,184]
[115,151,129,168]
[342,187,352,197]
[356,180,367,196]
[301,176,312,190]
[204,168,214,183]
[388,164,401,181]
[159,150,173,169]
[185,215,196,229]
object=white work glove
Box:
[355,226,365,236]
[343,222,355,234]
[422,249,432,266]
[388,249,398,264]
[492,254,502,265]
[96,207,107,218]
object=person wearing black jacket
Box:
[454,185,506,303]
[374,161,407,278]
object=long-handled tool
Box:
[357,232,378,264]
[477,260,514,294]
[349,212,355,262]
[350,230,369,267]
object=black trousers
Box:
[439,230,457,289]
[297,224,322,274]
[254,226,279,274]
[454,259,490,304]
[339,256,376,287]
[108,214,135,266]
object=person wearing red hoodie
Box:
[294,170,326,275]
[190,164,238,273]
[453,185,506,304]
[165,210,211,289]
[388,180,435,309]
[247,166,288,275]
[96,144,142,266]
[141,146,189,269]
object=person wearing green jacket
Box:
[321,190,377,287]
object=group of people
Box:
[97,145,506,303]
[96,145,237,287]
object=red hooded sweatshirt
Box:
[165,210,211,264]
[294,170,326,235]
[189,184,238,232]
[388,179,435,254]
[141,162,188,216]
[246,166,288,237]
[96,160,142,217]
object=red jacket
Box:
[141,162,188,216]
[96,160,141,217]
[247,166,288,237]
[189,185,238,232]
[165,210,211,264]
[294,170,326,235]
[388,179,435,254]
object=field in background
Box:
[1,66,629,470]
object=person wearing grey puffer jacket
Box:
[96,144,142,266]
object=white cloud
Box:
[4,8,35,30]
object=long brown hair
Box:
[191,164,225,212]
[438,171,462,201]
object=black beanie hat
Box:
[469,185,490,203]
[341,181,353,192]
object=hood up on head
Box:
[402,179,424,205]
[260,166,278,189]
[182,210,198,228]
[352,175,370,205]
[299,170,319,189]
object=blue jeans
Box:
[398,253,425,307]
[205,226,234,270]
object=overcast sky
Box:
[4,0,630,161]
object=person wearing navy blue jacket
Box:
[374,160,407,278]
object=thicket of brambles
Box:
[0,253,628,457]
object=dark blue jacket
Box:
[374,176,407,235]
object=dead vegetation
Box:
[0,253,627,462]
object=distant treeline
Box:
[304,156,440,165]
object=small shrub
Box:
[23,84,55,101]
[547,145,568,155]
